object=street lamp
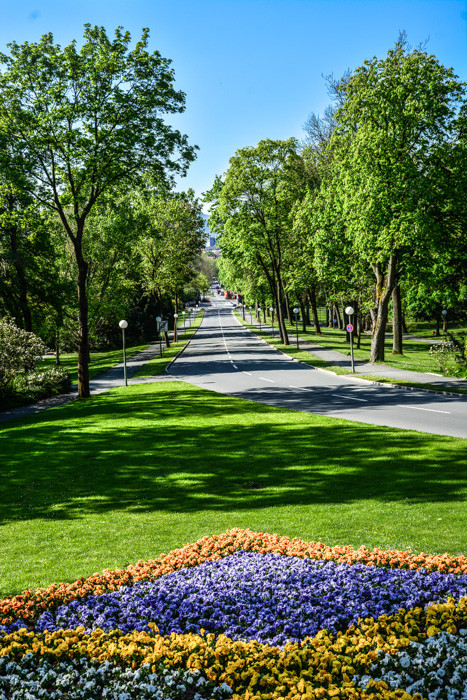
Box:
[156,316,162,356]
[345,305,355,373]
[249,306,252,324]
[442,309,448,336]
[118,320,128,386]
[269,307,275,338]
[173,313,179,342]
[293,307,299,349]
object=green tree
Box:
[137,190,205,339]
[207,139,308,344]
[0,25,196,396]
[315,38,466,362]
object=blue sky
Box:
[1,0,466,209]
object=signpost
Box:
[345,307,355,373]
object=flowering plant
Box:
[0,530,466,699]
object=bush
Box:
[429,332,467,378]
[0,318,72,410]
[0,318,47,390]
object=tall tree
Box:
[137,190,205,338]
[0,25,196,396]
[207,139,308,344]
[318,36,466,362]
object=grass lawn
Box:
[39,343,152,384]
[1,380,465,597]
[236,312,467,389]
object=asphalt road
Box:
[169,297,467,439]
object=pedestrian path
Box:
[241,314,467,392]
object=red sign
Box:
[346,324,353,332]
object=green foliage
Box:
[0,24,198,396]
[137,190,206,304]
[0,317,47,389]
[207,139,310,342]
[3,366,72,409]
[429,333,467,378]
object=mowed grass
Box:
[237,311,467,382]
[1,380,465,597]
[39,344,152,384]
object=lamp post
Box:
[242,303,245,321]
[269,307,275,338]
[173,313,179,342]
[259,306,262,331]
[293,307,299,349]
[442,309,448,336]
[119,320,128,386]
[249,306,252,324]
[345,305,355,373]
[183,311,186,334]
[156,316,162,356]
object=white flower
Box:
[399,653,411,668]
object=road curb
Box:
[165,313,204,374]
[232,311,465,398]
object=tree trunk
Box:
[392,284,403,355]
[174,294,178,342]
[370,256,398,363]
[76,256,90,398]
[308,286,321,334]
[284,288,293,326]
[275,277,289,344]
[10,225,33,332]
[299,298,307,333]
[334,304,343,330]
[55,330,61,365]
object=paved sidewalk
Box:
[243,315,467,392]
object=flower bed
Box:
[0,529,466,699]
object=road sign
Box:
[346,324,353,332]
[157,320,168,332]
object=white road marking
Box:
[289,385,299,388]
[233,365,238,369]
[259,377,275,383]
[332,394,368,402]
[243,372,252,376]
[427,373,444,377]
[398,405,451,414]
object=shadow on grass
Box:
[1,382,465,524]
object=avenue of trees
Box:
[0,26,208,398]
[207,36,467,362]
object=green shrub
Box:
[0,318,47,390]
[429,333,467,377]
[1,365,72,410]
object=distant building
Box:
[202,213,219,252]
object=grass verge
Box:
[235,312,467,395]
[132,311,204,379]
[39,343,152,384]
[0,380,465,596]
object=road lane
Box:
[168,299,467,438]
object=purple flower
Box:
[11,552,467,646]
